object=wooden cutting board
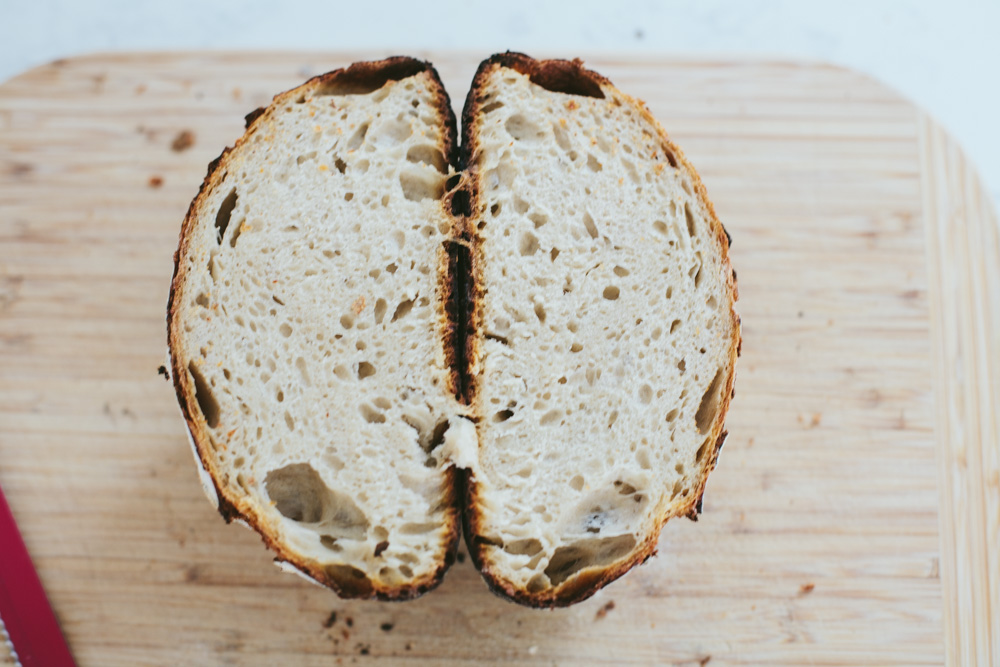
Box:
[0,52,996,666]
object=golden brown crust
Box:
[458,53,741,608]
[167,56,461,601]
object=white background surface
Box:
[2,0,998,208]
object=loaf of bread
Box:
[167,54,739,607]
[167,57,474,599]
[457,54,739,606]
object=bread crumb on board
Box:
[171,130,195,152]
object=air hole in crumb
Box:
[636,449,652,470]
[529,212,548,228]
[519,232,540,256]
[614,480,637,495]
[666,408,679,422]
[586,154,602,172]
[392,299,414,322]
[666,286,673,299]
[344,192,354,201]
[195,292,210,308]
[406,145,447,174]
[550,247,561,262]
[340,314,354,329]
[279,323,292,337]
[569,475,585,491]
[607,410,618,428]
[374,298,387,324]
[544,535,636,586]
[360,404,386,424]
[677,359,686,373]
[526,574,549,593]
[493,409,513,423]
[504,538,543,557]
[695,369,724,434]
[481,100,503,114]
[613,266,630,277]
[638,385,653,404]
[670,319,681,333]
[400,170,444,201]
[570,342,583,353]
[540,410,562,426]
[685,203,696,236]
[334,157,347,174]
[357,362,376,379]
[603,286,620,301]
[188,362,219,428]
[214,188,238,245]
[533,302,546,323]
[582,212,599,239]
[320,535,342,552]
[345,122,369,151]
[284,411,295,431]
[505,114,542,142]
[265,463,368,540]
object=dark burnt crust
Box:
[458,53,741,607]
[167,56,461,601]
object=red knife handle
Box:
[0,483,76,667]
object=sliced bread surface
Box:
[167,58,473,600]
[458,54,740,607]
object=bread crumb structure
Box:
[460,54,739,605]
[167,54,739,607]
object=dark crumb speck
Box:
[358,644,370,656]
[799,582,815,595]
[374,540,389,557]
[405,643,412,651]
[699,656,712,666]
[148,175,163,188]
[345,617,354,628]
[595,600,615,620]
[323,611,338,628]
[157,365,170,380]
[456,551,466,564]
[380,622,394,632]
[171,130,195,152]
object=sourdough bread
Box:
[167,58,472,600]
[168,54,740,607]
[458,54,740,607]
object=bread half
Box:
[167,57,475,600]
[458,54,740,607]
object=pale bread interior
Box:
[468,66,736,593]
[172,71,469,588]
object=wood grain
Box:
[0,51,994,665]
[920,115,1000,666]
